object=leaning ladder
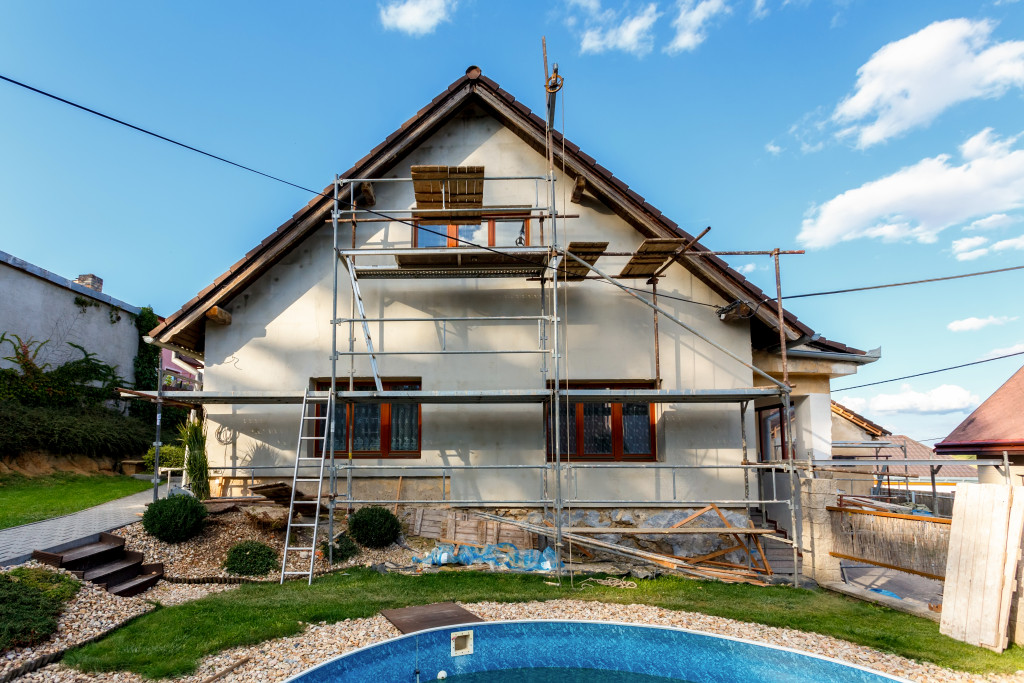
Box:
[280,389,334,585]
[340,255,383,392]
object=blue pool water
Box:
[286,620,908,683]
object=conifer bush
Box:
[347,506,401,548]
[142,494,207,543]
[223,541,278,576]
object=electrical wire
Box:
[783,264,1024,299]
[832,350,1024,392]
[0,71,723,312]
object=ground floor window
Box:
[756,404,793,461]
[547,382,656,462]
[315,379,421,458]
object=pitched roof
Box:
[875,435,978,479]
[150,67,866,358]
[935,364,1024,456]
[831,400,891,437]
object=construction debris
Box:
[409,509,535,549]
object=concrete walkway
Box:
[0,484,166,566]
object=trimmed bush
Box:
[142,494,208,543]
[0,568,80,650]
[0,402,150,460]
[319,534,360,564]
[142,444,186,473]
[224,541,278,576]
[347,506,401,549]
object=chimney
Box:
[74,274,103,293]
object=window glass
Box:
[622,403,652,455]
[582,402,613,454]
[390,383,419,452]
[352,404,381,451]
[457,224,487,246]
[493,219,528,246]
[416,225,447,248]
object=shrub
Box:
[319,534,360,564]
[142,444,186,472]
[142,494,208,543]
[224,541,278,575]
[0,402,150,459]
[347,506,402,548]
[180,418,209,500]
[0,568,80,650]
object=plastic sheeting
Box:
[413,542,562,571]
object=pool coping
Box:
[282,618,914,683]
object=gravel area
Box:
[117,510,418,580]
[16,598,1024,682]
[1,562,153,681]
[141,582,240,606]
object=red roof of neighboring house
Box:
[150,67,867,360]
[875,435,978,479]
[935,364,1024,456]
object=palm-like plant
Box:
[179,416,210,500]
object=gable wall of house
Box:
[201,108,761,505]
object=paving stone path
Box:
[0,484,166,566]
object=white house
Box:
[143,67,876,527]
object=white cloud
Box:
[832,19,1024,148]
[798,128,1024,248]
[981,342,1024,359]
[993,234,1024,251]
[869,384,979,415]
[947,315,1018,332]
[967,213,1020,230]
[665,0,731,54]
[736,262,757,274]
[752,0,768,19]
[952,235,990,260]
[379,0,454,36]
[765,141,782,155]
[837,397,868,414]
[580,3,662,56]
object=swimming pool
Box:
[286,620,909,683]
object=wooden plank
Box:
[618,239,687,278]
[205,306,232,326]
[380,602,484,635]
[749,519,772,575]
[971,485,1009,648]
[996,486,1024,651]
[826,506,951,525]
[941,483,976,641]
[570,176,586,204]
[671,505,713,528]
[830,552,946,581]
[562,241,608,280]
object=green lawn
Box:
[0,472,152,530]
[66,568,1024,679]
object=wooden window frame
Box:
[546,381,657,462]
[314,379,422,459]
[412,218,531,248]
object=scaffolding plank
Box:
[618,238,688,278]
[562,241,608,280]
[412,165,484,225]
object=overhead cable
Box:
[832,350,1024,392]
[784,265,1024,299]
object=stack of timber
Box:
[940,483,1024,653]
[248,482,329,517]
[473,511,774,586]
[409,509,535,549]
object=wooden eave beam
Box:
[570,175,586,204]
[358,181,376,207]
[205,306,232,326]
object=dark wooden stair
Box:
[33,532,162,597]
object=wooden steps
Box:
[32,532,163,597]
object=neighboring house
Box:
[936,364,1024,486]
[830,401,977,501]
[160,347,202,391]
[143,67,876,519]
[0,250,140,385]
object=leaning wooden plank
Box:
[670,505,714,528]
[969,485,1008,648]
[941,483,973,641]
[710,503,760,569]
[749,520,773,575]
[995,486,1024,651]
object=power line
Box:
[0,72,723,311]
[784,264,1024,299]
[832,350,1024,392]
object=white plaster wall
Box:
[0,265,138,384]
[203,106,757,505]
[793,393,833,461]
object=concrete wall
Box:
[0,257,139,384]
[202,106,764,506]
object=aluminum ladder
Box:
[341,255,383,392]
[280,389,334,585]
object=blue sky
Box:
[1,0,1023,442]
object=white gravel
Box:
[15,598,1024,682]
[1,562,153,681]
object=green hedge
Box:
[0,402,150,459]
[142,445,186,472]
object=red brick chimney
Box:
[74,274,103,292]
